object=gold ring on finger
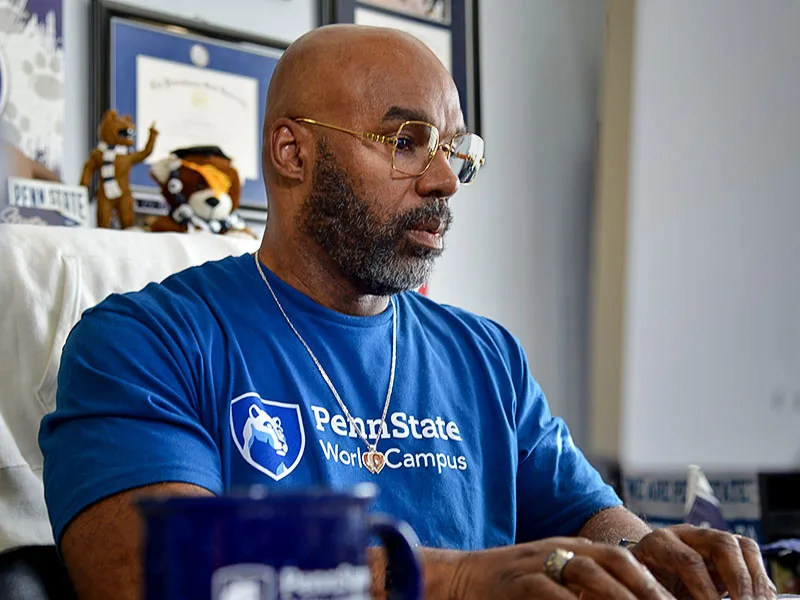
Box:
[544,548,576,585]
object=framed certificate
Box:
[91,1,288,212]
[356,0,450,24]
[320,0,481,134]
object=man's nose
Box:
[415,149,460,200]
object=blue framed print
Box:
[91,1,288,211]
[320,0,481,134]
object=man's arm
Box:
[61,483,213,600]
[368,546,463,600]
[577,505,652,544]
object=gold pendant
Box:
[362,449,386,474]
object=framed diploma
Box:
[91,1,288,211]
[319,0,481,134]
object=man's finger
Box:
[586,545,674,600]
[559,554,639,600]
[677,528,754,600]
[704,562,731,596]
[736,535,777,599]
[517,573,582,600]
[656,531,720,600]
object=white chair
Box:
[0,224,259,551]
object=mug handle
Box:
[369,514,422,600]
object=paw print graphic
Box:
[0,24,66,174]
[1,100,30,147]
[22,49,62,102]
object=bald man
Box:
[39,25,773,600]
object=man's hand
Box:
[630,525,777,600]
[447,537,676,600]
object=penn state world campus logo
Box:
[230,393,305,481]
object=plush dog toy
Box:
[80,109,158,229]
[149,146,254,237]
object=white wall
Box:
[433,0,606,442]
[61,0,607,445]
[620,0,800,469]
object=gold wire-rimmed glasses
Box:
[292,117,485,185]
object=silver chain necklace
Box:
[253,253,396,474]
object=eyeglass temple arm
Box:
[441,143,486,165]
[453,153,486,165]
[292,118,395,146]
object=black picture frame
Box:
[90,0,289,213]
[319,0,481,135]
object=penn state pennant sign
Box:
[5,177,89,226]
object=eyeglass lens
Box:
[449,133,485,184]
[393,122,484,184]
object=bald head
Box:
[265,24,455,126]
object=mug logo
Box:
[212,564,276,600]
[230,393,305,481]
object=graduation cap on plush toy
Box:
[172,146,230,160]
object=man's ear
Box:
[268,118,310,183]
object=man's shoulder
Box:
[85,252,252,323]
[400,291,523,355]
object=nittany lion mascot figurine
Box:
[148,146,255,238]
[80,109,158,229]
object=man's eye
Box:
[395,137,415,152]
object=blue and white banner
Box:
[0,0,65,176]
[622,468,763,542]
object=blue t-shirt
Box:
[39,253,621,550]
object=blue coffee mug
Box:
[137,484,421,600]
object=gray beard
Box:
[298,142,451,296]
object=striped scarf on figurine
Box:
[96,141,128,200]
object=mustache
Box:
[394,198,453,233]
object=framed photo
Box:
[320,0,480,134]
[91,1,288,212]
